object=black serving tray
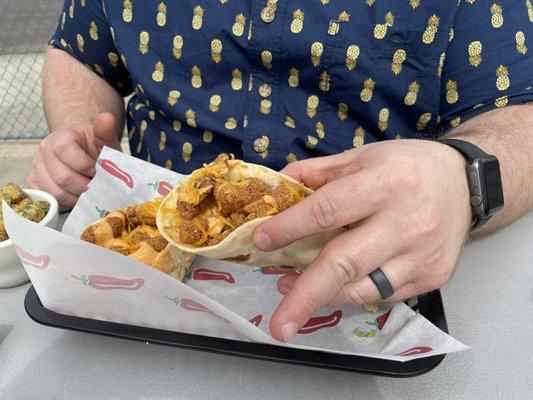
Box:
[25,286,447,377]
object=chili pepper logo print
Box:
[192,268,235,283]
[298,310,342,334]
[396,346,433,356]
[366,310,391,331]
[95,206,110,218]
[98,159,134,188]
[13,244,50,269]
[165,296,230,323]
[249,315,263,327]
[71,274,145,290]
[148,180,174,196]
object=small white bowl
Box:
[0,189,59,288]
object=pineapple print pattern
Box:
[182,142,193,162]
[231,69,243,90]
[52,0,533,169]
[445,80,459,104]
[288,68,299,87]
[261,51,273,69]
[167,90,180,106]
[123,0,132,23]
[173,35,183,60]
[378,108,389,132]
[291,10,304,34]
[211,39,222,63]
[495,65,510,90]
[404,82,420,106]
[338,103,348,121]
[468,41,483,67]
[89,21,98,41]
[139,31,149,54]
[159,131,167,151]
[316,122,325,139]
[360,78,375,103]
[152,61,164,82]
[345,45,360,70]
[416,113,432,131]
[490,3,503,28]
[232,14,246,37]
[516,31,527,54]
[192,6,204,30]
[310,42,323,67]
[319,71,330,92]
[307,95,319,118]
[191,66,202,88]
[209,95,221,112]
[353,127,365,147]
[422,15,439,44]
[374,12,394,40]
[157,3,167,27]
[391,49,406,75]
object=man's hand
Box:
[27,113,121,211]
[253,139,473,342]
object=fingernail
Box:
[253,231,272,250]
[278,285,290,295]
[282,321,300,342]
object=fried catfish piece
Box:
[145,235,168,252]
[179,219,208,245]
[177,200,204,220]
[272,181,304,211]
[214,178,269,217]
[229,212,246,227]
[125,204,156,226]
[243,198,275,219]
[206,228,233,246]
[177,174,216,220]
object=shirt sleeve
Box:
[48,0,133,97]
[437,0,533,132]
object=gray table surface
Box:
[0,168,532,400]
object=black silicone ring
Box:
[369,268,395,299]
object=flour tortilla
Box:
[156,159,343,269]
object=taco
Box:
[81,198,195,281]
[156,154,342,269]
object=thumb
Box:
[91,113,121,154]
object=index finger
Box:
[52,135,97,177]
[254,169,381,251]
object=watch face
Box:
[481,158,504,214]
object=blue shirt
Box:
[50,0,533,173]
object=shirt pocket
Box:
[320,22,449,140]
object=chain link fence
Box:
[0,0,62,139]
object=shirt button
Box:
[261,7,275,23]
[258,83,272,97]
[253,136,270,153]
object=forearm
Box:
[442,104,533,236]
[42,48,125,135]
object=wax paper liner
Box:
[3,147,469,361]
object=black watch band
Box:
[441,138,487,163]
[440,138,493,231]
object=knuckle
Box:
[53,170,72,188]
[52,136,72,159]
[388,161,422,192]
[416,206,442,237]
[321,248,358,282]
[310,193,338,231]
[343,286,365,306]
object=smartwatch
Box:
[441,138,504,231]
